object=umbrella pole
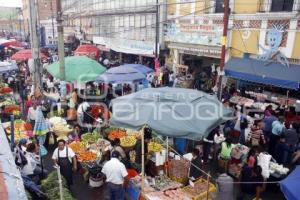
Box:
[38,137,44,176]
[141,126,145,193]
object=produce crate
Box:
[182,178,216,200]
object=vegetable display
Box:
[77,150,97,162]
[69,141,84,154]
[120,135,136,147]
[81,132,101,143]
[148,141,163,153]
[108,129,126,140]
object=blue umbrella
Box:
[110,87,233,140]
[123,64,154,75]
[280,166,300,200]
[0,61,18,74]
[96,65,146,83]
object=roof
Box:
[225,57,300,90]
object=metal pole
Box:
[10,115,14,151]
[217,0,230,100]
[50,0,55,41]
[29,0,41,96]
[155,0,159,58]
[56,0,66,99]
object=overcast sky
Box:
[0,0,22,8]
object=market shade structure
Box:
[11,49,48,61]
[0,61,18,74]
[110,87,233,140]
[46,56,106,82]
[75,44,100,59]
[96,65,146,83]
[225,57,300,90]
[280,166,300,200]
[123,64,154,75]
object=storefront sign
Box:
[93,36,157,56]
[169,44,221,58]
[165,23,223,46]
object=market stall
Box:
[74,44,101,60]
[109,87,232,199]
[0,61,18,75]
[11,49,48,62]
[46,56,106,82]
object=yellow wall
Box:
[230,30,260,57]
[292,32,300,59]
[167,0,176,15]
[234,0,259,14]
[180,3,191,15]
[195,0,207,15]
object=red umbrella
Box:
[11,49,48,61]
[2,40,24,48]
[74,44,100,60]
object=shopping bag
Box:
[49,133,55,145]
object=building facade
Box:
[22,0,57,44]
[62,0,167,63]
[166,0,300,88]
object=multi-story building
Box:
[62,0,167,63]
[22,0,57,45]
[166,0,300,91]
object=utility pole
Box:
[155,0,159,58]
[56,0,66,99]
[50,0,55,42]
[217,0,230,100]
[29,0,42,96]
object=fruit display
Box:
[0,87,13,94]
[148,141,163,153]
[4,104,20,114]
[69,141,84,154]
[120,135,136,147]
[77,150,98,162]
[5,120,33,139]
[81,132,101,143]
[108,129,126,140]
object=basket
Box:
[182,178,216,200]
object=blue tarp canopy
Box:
[110,87,233,140]
[0,61,18,74]
[280,165,300,200]
[96,65,146,83]
[225,57,300,90]
[123,64,154,75]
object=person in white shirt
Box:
[52,139,77,186]
[77,101,90,124]
[102,151,128,200]
[27,104,37,128]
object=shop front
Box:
[93,36,157,67]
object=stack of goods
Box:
[146,188,190,200]
[152,175,182,191]
[0,86,13,94]
[52,123,73,139]
[5,120,33,140]
[148,140,163,153]
[4,104,20,117]
[269,162,289,176]
[182,178,216,200]
[81,132,102,147]
[231,145,249,161]
[230,96,254,107]
[257,153,272,179]
[168,158,190,184]
[69,141,98,163]
[41,171,74,200]
[108,129,126,141]
[120,135,137,149]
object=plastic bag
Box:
[49,133,55,145]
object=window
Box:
[215,0,224,13]
[271,0,294,12]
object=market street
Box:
[0,0,299,200]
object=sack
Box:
[218,158,228,170]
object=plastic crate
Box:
[126,181,141,200]
[182,178,216,200]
